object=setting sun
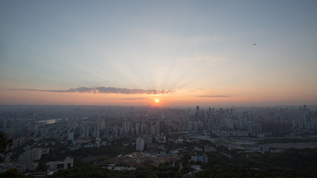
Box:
[155,99,159,103]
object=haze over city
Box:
[1,0,317,106]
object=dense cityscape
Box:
[1,105,317,177]
[1,0,317,177]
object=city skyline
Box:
[1,0,317,106]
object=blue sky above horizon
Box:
[1,0,317,106]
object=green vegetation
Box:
[37,141,69,171]
[257,138,317,144]
[35,138,136,170]
[50,148,317,178]
[0,169,26,178]
[0,131,12,162]
[10,137,317,177]
[230,148,317,170]
[194,166,317,178]
[52,165,183,178]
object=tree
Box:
[0,131,12,162]
[0,169,26,178]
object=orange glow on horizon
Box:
[0,89,316,106]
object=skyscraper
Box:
[136,137,145,151]
[82,124,89,138]
[93,125,100,138]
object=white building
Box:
[46,157,73,171]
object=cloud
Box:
[198,95,231,98]
[10,86,174,95]
[121,97,148,100]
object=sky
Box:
[0,0,317,107]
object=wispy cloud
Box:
[198,95,231,98]
[10,87,174,95]
[121,97,148,100]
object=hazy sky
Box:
[1,0,316,106]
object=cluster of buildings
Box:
[0,105,316,173]
[1,105,317,144]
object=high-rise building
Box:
[123,121,131,135]
[136,137,145,151]
[93,125,100,138]
[195,106,200,122]
[150,120,160,136]
[141,122,148,134]
[68,132,74,140]
[18,148,42,163]
[196,106,200,113]
[82,124,89,138]
[104,124,110,137]
[135,122,140,136]
[113,126,120,137]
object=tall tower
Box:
[196,106,200,113]
[195,106,200,122]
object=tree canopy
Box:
[0,131,12,162]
